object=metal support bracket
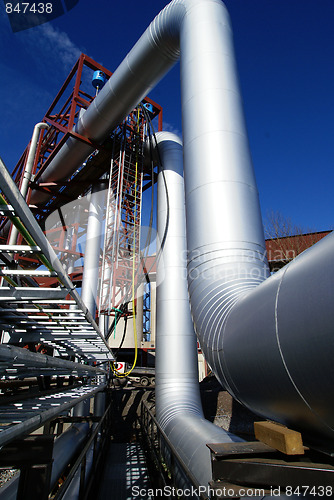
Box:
[207,441,334,496]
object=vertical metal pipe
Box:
[136,282,144,344]
[21,123,49,200]
[179,0,270,387]
[8,122,48,245]
[155,132,203,425]
[63,204,82,276]
[73,398,90,417]
[81,182,107,316]
[94,391,106,417]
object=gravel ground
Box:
[200,374,264,439]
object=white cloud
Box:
[0,17,87,169]
[20,23,84,77]
[0,12,83,75]
[163,121,182,139]
[39,24,82,68]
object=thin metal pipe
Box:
[0,344,107,375]
[21,123,49,200]
[8,122,48,245]
[63,204,82,276]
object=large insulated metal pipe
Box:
[215,233,334,447]
[81,181,107,316]
[29,1,181,206]
[175,0,334,451]
[154,132,243,487]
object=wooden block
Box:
[254,421,304,455]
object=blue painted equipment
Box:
[144,102,154,114]
[92,71,106,90]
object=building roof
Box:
[265,230,331,271]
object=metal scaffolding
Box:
[99,109,144,318]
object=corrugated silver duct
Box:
[218,232,334,446]
[176,0,269,370]
[154,132,243,488]
[175,0,334,451]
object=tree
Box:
[264,210,322,272]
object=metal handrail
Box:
[53,399,112,500]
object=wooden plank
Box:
[254,421,304,455]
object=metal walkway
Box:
[96,442,153,500]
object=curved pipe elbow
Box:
[153,131,243,488]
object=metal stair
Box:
[0,157,113,364]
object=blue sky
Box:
[1,0,333,233]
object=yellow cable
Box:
[113,108,140,378]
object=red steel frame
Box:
[34,54,162,189]
[1,54,163,281]
[1,53,162,220]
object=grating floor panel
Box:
[97,442,153,500]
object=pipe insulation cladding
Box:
[26,0,334,486]
[154,132,244,488]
